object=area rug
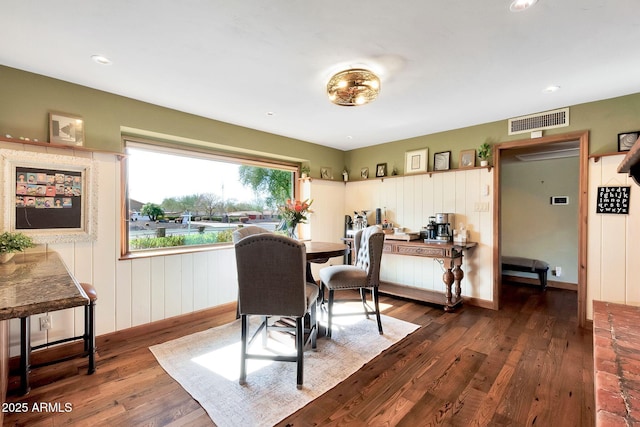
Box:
[150,310,419,427]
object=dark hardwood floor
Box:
[4,282,594,426]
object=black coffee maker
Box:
[422,216,436,240]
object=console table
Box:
[343,236,476,311]
[381,240,476,311]
[0,252,90,395]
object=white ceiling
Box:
[2,1,640,151]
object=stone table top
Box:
[593,300,640,426]
[0,252,88,320]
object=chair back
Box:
[235,234,308,317]
[353,225,385,288]
[232,225,270,244]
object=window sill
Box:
[119,242,234,261]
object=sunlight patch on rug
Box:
[150,310,418,427]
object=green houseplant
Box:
[300,163,310,179]
[478,140,492,166]
[0,231,35,263]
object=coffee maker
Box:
[435,213,453,241]
[421,216,437,241]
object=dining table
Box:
[303,241,349,284]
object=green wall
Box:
[0,66,344,177]
[3,65,640,180]
[344,93,640,176]
[501,156,580,284]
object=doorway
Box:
[492,131,589,327]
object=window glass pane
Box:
[125,142,294,253]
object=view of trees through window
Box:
[125,142,295,252]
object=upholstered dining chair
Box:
[231,224,271,244]
[234,233,319,389]
[319,225,385,338]
[232,225,272,318]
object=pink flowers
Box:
[280,198,313,229]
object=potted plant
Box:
[478,140,492,167]
[0,231,35,263]
[300,163,310,179]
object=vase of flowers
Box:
[0,231,35,263]
[278,199,313,239]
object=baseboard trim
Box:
[379,281,494,311]
[9,301,237,371]
[502,274,577,291]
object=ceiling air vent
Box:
[508,107,569,135]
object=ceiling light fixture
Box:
[509,0,538,12]
[543,85,561,93]
[327,68,380,106]
[91,54,112,65]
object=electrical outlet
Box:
[39,315,52,331]
[555,266,562,277]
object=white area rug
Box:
[150,311,419,427]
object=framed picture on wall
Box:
[1,148,97,243]
[404,148,428,174]
[360,167,369,179]
[376,163,387,177]
[434,151,451,171]
[49,112,84,146]
[459,149,476,169]
[618,131,639,152]
[320,167,332,179]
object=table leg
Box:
[442,263,455,311]
[306,262,315,284]
[19,317,30,395]
[453,258,464,302]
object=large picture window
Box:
[122,140,297,256]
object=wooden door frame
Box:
[492,130,589,328]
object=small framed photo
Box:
[360,167,369,179]
[459,149,476,169]
[404,148,428,174]
[618,131,639,152]
[320,167,332,179]
[376,163,387,177]
[49,112,84,146]
[434,151,451,171]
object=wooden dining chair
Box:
[234,233,319,389]
[319,225,385,338]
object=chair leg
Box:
[360,288,370,319]
[261,315,268,347]
[239,315,248,385]
[327,289,335,338]
[373,287,383,335]
[296,317,304,389]
[310,300,317,349]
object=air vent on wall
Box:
[508,107,569,135]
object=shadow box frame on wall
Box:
[1,148,98,244]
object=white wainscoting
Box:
[303,179,347,279]
[587,154,640,319]
[342,169,494,303]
